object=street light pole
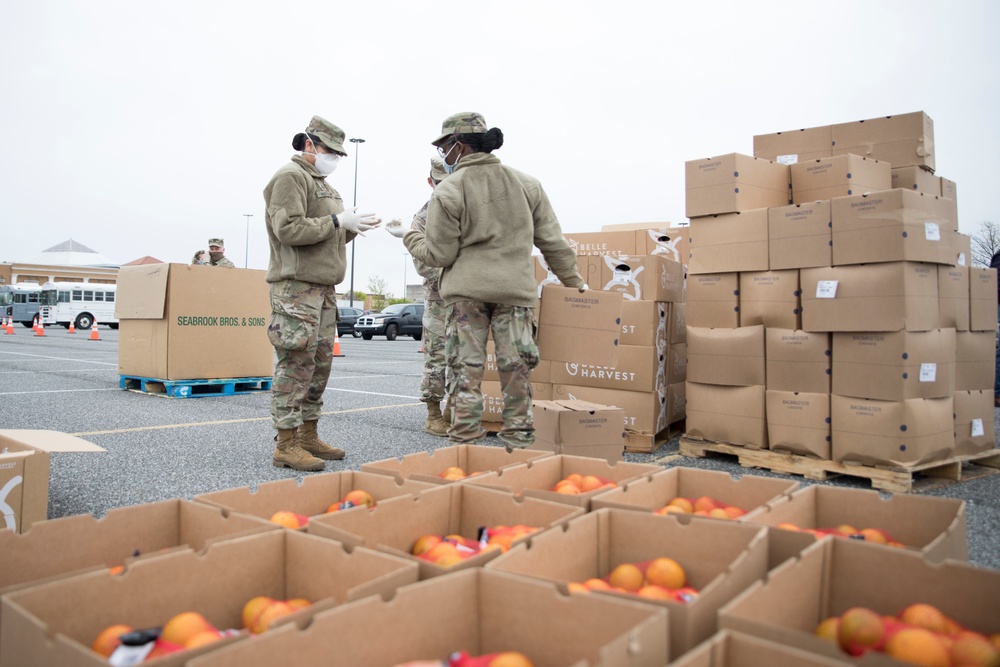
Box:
[403,252,408,302]
[243,214,253,268]
[348,137,366,308]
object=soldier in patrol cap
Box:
[396,112,584,450]
[206,238,236,268]
[263,114,382,471]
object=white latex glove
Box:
[385,219,407,239]
[579,283,589,293]
[337,208,381,235]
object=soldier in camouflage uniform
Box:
[400,112,584,450]
[206,238,236,268]
[263,116,381,471]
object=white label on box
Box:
[971,418,985,437]
[924,223,941,241]
[919,363,937,382]
[958,251,967,266]
[776,154,798,165]
[816,281,838,299]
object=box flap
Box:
[537,285,623,367]
[114,263,169,319]
[0,430,106,453]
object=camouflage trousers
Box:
[445,301,539,448]
[267,280,339,430]
[420,298,447,404]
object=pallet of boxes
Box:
[682,110,1000,492]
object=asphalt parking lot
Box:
[1,328,998,571]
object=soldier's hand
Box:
[579,283,589,293]
[385,219,407,239]
[338,208,381,235]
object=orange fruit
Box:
[269,510,302,529]
[91,624,133,657]
[693,496,719,513]
[707,507,730,519]
[184,630,221,649]
[424,541,460,562]
[837,607,884,656]
[565,473,584,487]
[645,557,686,589]
[858,528,889,544]
[723,505,746,519]
[250,600,295,635]
[162,611,217,646]
[950,631,1000,667]
[108,565,125,576]
[657,505,688,515]
[554,484,582,495]
[145,639,185,659]
[412,534,443,556]
[286,598,311,610]
[435,553,465,567]
[566,582,589,594]
[832,524,859,536]
[899,603,950,635]
[241,596,275,628]
[342,489,375,508]
[487,533,515,552]
[885,627,951,667]
[488,652,534,667]
[776,522,801,531]
[667,497,694,512]
[992,634,1000,652]
[607,563,644,592]
[814,616,840,642]
[439,466,466,481]
[579,475,605,492]
[583,578,612,591]
[637,584,673,600]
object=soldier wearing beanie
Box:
[206,238,235,268]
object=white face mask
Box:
[304,139,340,176]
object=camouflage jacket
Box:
[409,200,441,301]
[263,155,356,286]
[403,153,582,308]
[208,256,236,268]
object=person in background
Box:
[192,250,209,265]
[263,115,382,471]
[394,112,584,451]
[206,238,236,267]
[991,250,1000,408]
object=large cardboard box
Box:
[955,330,996,390]
[532,255,596,299]
[938,264,971,330]
[685,154,791,218]
[360,444,552,485]
[969,266,998,331]
[564,230,637,258]
[830,395,954,467]
[670,302,687,344]
[481,379,553,429]
[686,325,765,387]
[552,384,668,436]
[670,630,851,667]
[306,484,585,579]
[530,401,626,462]
[765,329,831,394]
[768,201,832,270]
[666,381,687,425]
[485,508,770,658]
[538,284,624,367]
[831,329,956,401]
[601,222,693,266]
[483,340,552,383]
[116,263,272,380]
[954,231,972,267]
[620,300,668,348]
[742,485,967,563]
[800,262,939,332]
[765,391,831,459]
[549,344,666,393]
[953,390,997,457]
[790,155,891,204]
[686,273,740,328]
[738,270,801,329]
[0,529,420,667]
[688,209,769,275]
[598,254,685,302]
[831,190,955,266]
[185,569,670,667]
[891,164,942,194]
[0,430,105,534]
[685,383,767,448]
[831,110,935,171]
[667,342,687,385]
[753,125,833,163]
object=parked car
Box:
[337,306,366,337]
[353,303,424,341]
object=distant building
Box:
[0,239,121,285]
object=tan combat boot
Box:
[424,401,449,437]
[298,420,346,460]
[272,428,325,471]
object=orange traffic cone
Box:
[35,320,45,337]
[4,317,13,335]
[89,322,101,341]
[68,321,76,334]
[332,331,344,357]
[32,315,38,332]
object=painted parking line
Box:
[0,351,118,365]
[0,388,121,395]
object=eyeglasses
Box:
[436,141,457,159]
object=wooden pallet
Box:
[120,375,273,398]
[677,435,1000,494]
[624,420,685,454]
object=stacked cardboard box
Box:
[684,111,996,466]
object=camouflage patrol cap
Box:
[429,157,447,182]
[305,115,347,156]
[208,238,224,247]
[432,112,488,146]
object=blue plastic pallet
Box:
[119,375,273,398]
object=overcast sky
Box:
[1,1,998,297]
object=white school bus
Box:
[38,282,119,330]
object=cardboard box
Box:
[790,155,891,204]
[686,273,740,328]
[938,264,970,330]
[549,344,666,393]
[719,538,1000,667]
[602,223,694,266]
[598,254,685,303]
[685,383,767,448]
[184,569,670,667]
[753,125,833,163]
[743,484,967,563]
[831,329,956,401]
[955,330,996,390]
[670,302,687,344]
[686,325,765,387]
[483,340,552,383]
[891,164,941,194]
[969,266,998,331]
[667,342,687,385]
[738,270,801,329]
[685,154,791,218]
[553,384,668,436]
[485,508,770,658]
[768,201,832,271]
[765,329,831,394]
[831,190,955,266]
[564,230,637,258]
[670,629,851,667]
[537,284,623,367]
[830,395,954,467]
[534,254,598,299]
[953,390,997,457]
[620,300,668,348]
[116,263,272,380]
[666,381,686,425]
[360,444,552,486]
[529,401,626,462]
[800,262,939,332]
[0,529,420,667]
[940,177,959,232]
[688,209,769,275]
[0,430,105,534]
[831,110,935,170]
[765,391,831,459]
[481,379,554,429]
[305,483,585,579]
[953,231,971,267]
